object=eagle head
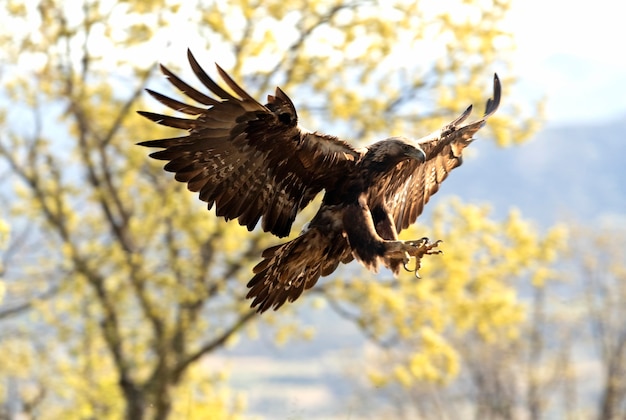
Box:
[366,137,426,166]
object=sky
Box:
[5,0,623,127]
[505,0,626,125]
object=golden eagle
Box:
[138,50,501,313]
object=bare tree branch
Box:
[172,310,257,382]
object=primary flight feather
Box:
[138,49,501,313]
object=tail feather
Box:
[247,228,350,313]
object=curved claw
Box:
[403,261,413,272]
[402,257,422,278]
[389,237,443,279]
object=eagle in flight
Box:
[138,50,501,313]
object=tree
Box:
[0,0,542,418]
[350,223,626,420]
[336,202,568,419]
[576,226,626,420]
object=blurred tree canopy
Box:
[354,226,626,420]
[0,0,563,418]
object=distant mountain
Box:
[438,115,626,227]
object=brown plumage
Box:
[138,49,501,313]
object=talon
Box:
[413,255,423,278]
[385,237,443,277]
[402,257,421,278]
[403,261,412,272]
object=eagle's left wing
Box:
[379,74,501,232]
[138,50,361,238]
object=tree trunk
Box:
[120,378,146,420]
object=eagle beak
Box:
[407,146,426,163]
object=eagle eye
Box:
[278,112,292,125]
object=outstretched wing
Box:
[379,74,501,232]
[138,49,361,238]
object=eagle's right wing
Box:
[138,50,362,238]
[379,74,501,232]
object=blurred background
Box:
[0,0,624,419]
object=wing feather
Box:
[159,64,220,106]
[138,49,362,237]
[137,111,196,130]
[214,63,259,103]
[145,89,206,115]
[247,224,352,313]
[186,51,242,103]
[379,74,501,232]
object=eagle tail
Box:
[246,228,350,313]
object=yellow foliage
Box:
[274,321,316,347]
[171,366,246,420]
[367,370,390,388]
[332,198,567,389]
